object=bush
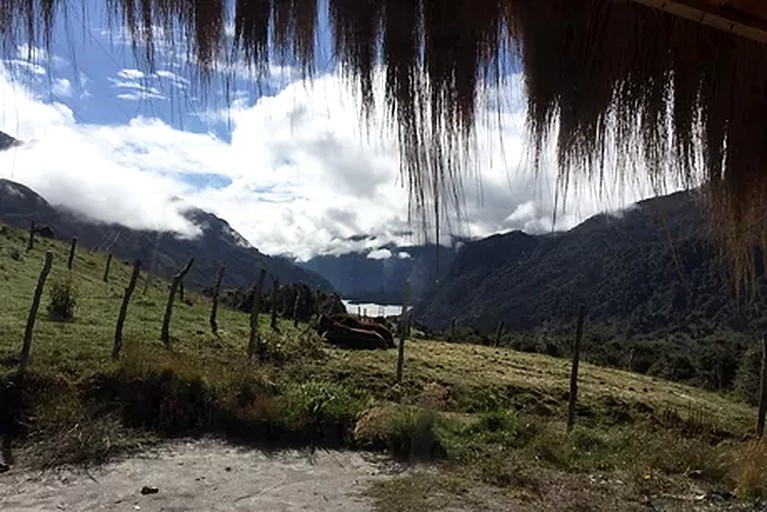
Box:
[47,277,77,321]
[354,404,446,460]
[735,440,767,498]
[282,380,369,442]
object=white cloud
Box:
[368,248,393,260]
[0,63,665,261]
[0,68,199,236]
[51,78,73,97]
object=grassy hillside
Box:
[0,222,766,510]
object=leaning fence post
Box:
[209,266,225,335]
[19,251,53,373]
[270,278,280,331]
[757,333,767,437]
[161,259,194,347]
[494,320,505,347]
[396,281,411,385]
[567,305,586,432]
[113,260,141,360]
[103,253,113,282]
[67,237,77,271]
[248,269,267,360]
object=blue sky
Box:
[0,2,658,260]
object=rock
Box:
[140,486,159,495]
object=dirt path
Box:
[0,440,403,512]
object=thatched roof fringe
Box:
[4,0,767,282]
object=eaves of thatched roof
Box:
[638,0,767,42]
[3,0,767,284]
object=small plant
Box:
[354,404,446,460]
[8,247,21,261]
[283,380,369,442]
[47,277,77,321]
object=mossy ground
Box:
[0,223,765,510]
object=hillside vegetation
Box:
[416,190,765,337]
[0,221,765,510]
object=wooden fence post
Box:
[248,269,267,360]
[26,220,35,252]
[494,320,505,347]
[103,253,113,282]
[449,318,457,342]
[113,260,141,360]
[293,286,301,328]
[396,282,411,385]
[209,266,225,335]
[67,237,77,271]
[567,305,586,432]
[19,251,53,373]
[161,259,194,347]
[757,333,767,437]
[270,278,280,331]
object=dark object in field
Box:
[330,314,395,348]
[0,463,9,474]
[317,314,394,350]
[140,486,159,495]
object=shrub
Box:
[47,277,77,321]
[354,404,446,460]
[282,380,368,442]
[734,440,767,498]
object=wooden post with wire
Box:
[567,305,586,432]
[103,253,113,282]
[209,266,225,335]
[67,237,77,271]
[248,269,267,361]
[26,220,35,252]
[19,251,53,373]
[757,332,767,437]
[113,260,141,360]
[494,320,505,347]
[161,258,194,347]
[396,281,411,385]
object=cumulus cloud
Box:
[368,248,393,260]
[0,68,199,235]
[0,57,666,261]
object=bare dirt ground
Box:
[1,439,763,512]
[0,440,404,512]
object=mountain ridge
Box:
[414,190,766,339]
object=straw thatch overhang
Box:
[3,0,767,283]
[635,0,767,43]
